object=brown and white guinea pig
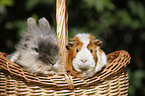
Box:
[66,33,107,78]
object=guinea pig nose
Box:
[81,59,87,63]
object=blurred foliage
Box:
[25,0,55,10]
[0,0,145,95]
[83,0,115,12]
[0,0,14,6]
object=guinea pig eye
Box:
[33,48,39,52]
[90,49,93,53]
[76,48,79,53]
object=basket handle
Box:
[56,0,68,73]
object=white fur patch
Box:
[95,48,107,72]
[76,33,90,47]
[72,47,96,77]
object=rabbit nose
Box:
[81,59,87,63]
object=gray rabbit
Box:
[7,17,61,74]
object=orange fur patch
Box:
[87,41,98,65]
[70,37,83,59]
[89,34,96,41]
[88,34,98,64]
[66,36,83,77]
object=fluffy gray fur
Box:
[8,17,61,74]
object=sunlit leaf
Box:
[0,0,14,6]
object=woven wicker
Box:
[0,50,130,95]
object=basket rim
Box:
[0,50,131,89]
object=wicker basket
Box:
[0,0,131,95]
[0,50,130,95]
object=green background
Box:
[0,0,145,95]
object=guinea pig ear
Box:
[93,39,102,47]
[66,42,75,50]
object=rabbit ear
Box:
[26,17,40,36]
[27,17,37,27]
[38,17,51,33]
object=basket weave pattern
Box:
[0,50,130,95]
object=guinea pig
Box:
[66,33,107,78]
[7,17,61,75]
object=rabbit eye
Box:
[33,48,38,52]
[76,48,79,53]
[90,49,93,53]
[24,44,28,48]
